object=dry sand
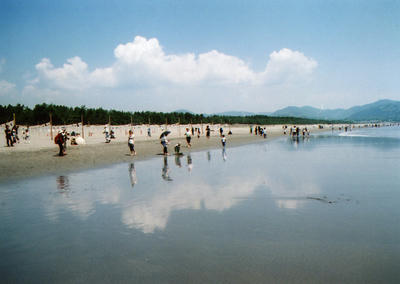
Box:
[0,123,353,182]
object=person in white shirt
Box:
[128,130,136,156]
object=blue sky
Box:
[0,0,399,112]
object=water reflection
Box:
[174,154,182,167]
[129,163,137,188]
[162,156,173,181]
[207,151,211,161]
[222,148,227,161]
[56,175,70,191]
[187,154,193,172]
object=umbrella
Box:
[160,130,171,139]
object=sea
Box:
[1,126,400,283]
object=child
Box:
[221,134,226,148]
[128,130,136,156]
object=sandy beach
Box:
[0,123,357,182]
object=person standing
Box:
[206,125,210,138]
[185,128,191,148]
[54,131,65,156]
[221,134,226,148]
[4,125,13,147]
[161,135,169,155]
[128,130,136,156]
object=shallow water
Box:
[1,127,400,283]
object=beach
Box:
[0,123,363,182]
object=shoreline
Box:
[0,123,366,182]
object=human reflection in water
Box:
[175,154,182,168]
[162,156,173,181]
[207,151,211,162]
[222,148,227,161]
[56,175,70,191]
[129,162,137,188]
[290,136,300,149]
[187,154,193,172]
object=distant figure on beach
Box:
[23,127,30,143]
[4,125,13,147]
[206,125,210,138]
[147,127,151,137]
[263,128,267,139]
[54,130,65,156]
[174,143,181,155]
[12,125,19,144]
[219,127,223,137]
[160,135,169,155]
[185,128,191,147]
[62,128,68,153]
[103,126,111,143]
[128,130,136,156]
[197,128,201,139]
[129,163,137,188]
[221,134,226,148]
[191,127,194,136]
[250,126,253,134]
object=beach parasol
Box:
[160,130,171,139]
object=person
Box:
[206,125,210,138]
[263,128,267,139]
[128,129,136,156]
[221,134,226,148]
[185,128,191,147]
[191,127,194,136]
[12,125,19,144]
[147,127,151,137]
[62,128,69,153]
[174,143,181,155]
[161,135,169,155]
[23,127,30,143]
[4,125,13,147]
[219,127,223,137]
[54,130,65,156]
[197,128,201,139]
[103,126,111,143]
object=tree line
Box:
[0,103,341,126]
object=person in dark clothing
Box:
[4,125,13,147]
[54,131,65,156]
[206,125,210,138]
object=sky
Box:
[0,0,399,113]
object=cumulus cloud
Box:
[30,36,317,90]
[23,36,318,111]
[0,80,16,96]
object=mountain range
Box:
[176,99,400,121]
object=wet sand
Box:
[0,123,350,182]
[0,134,269,182]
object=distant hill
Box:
[271,99,400,121]
[214,111,256,117]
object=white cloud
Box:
[0,80,16,96]
[24,35,318,111]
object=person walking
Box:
[221,134,226,148]
[185,128,191,148]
